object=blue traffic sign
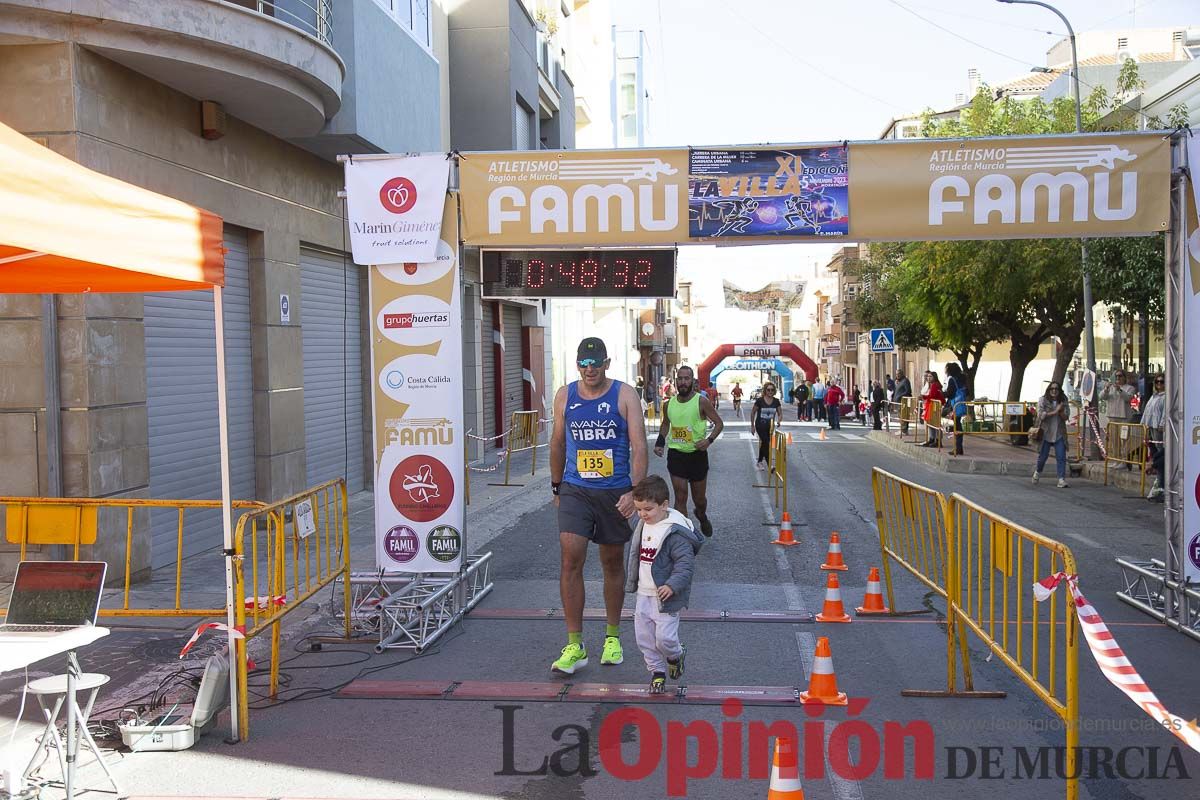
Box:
[869,327,896,353]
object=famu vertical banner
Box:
[1184,135,1200,587]
[368,193,465,574]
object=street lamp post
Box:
[997,0,1098,457]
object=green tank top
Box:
[665,394,706,453]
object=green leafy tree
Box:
[912,62,1165,398]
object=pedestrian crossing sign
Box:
[869,328,896,353]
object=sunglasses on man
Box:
[577,358,604,368]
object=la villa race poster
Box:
[688,146,849,240]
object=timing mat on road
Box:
[469,608,815,623]
[338,679,804,706]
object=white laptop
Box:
[0,561,106,639]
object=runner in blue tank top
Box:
[549,337,647,675]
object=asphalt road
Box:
[26,407,1200,799]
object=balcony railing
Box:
[226,0,333,47]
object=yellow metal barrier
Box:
[233,478,351,741]
[922,399,944,448]
[945,494,1079,800]
[871,469,1003,700]
[769,428,788,511]
[490,410,541,488]
[1104,421,1148,495]
[957,400,1036,438]
[1,495,266,617]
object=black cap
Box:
[576,337,608,362]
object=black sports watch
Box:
[552,482,562,496]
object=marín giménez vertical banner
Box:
[345,154,450,265]
[369,194,465,574]
[689,146,849,240]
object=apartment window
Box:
[375,0,431,48]
[846,332,858,347]
[844,284,858,300]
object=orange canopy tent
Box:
[0,120,242,739]
[0,119,224,293]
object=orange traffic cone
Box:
[787,432,795,445]
[799,636,848,706]
[818,428,828,441]
[766,736,805,799]
[855,567,891,615]
[815,572,851,623]
[820,532,849,571]
[772,511,799,547]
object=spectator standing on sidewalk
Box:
[1142,375,1166,502]
[871,381,887,430]
[812,377,827,422]
[919,371,944,447]
[892,370,913,435]
[944,363,968,456]
[886,374,895,395]
[1032,381,1071,489]
[1100,369,1136,431]
[825,380,845,430]
[794,380,810,421]
[851,386,864,425]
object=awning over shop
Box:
[0,120,224,293]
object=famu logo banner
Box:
[458,149,690,246]
[848,134,1170,241]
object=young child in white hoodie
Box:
[624,475,705,694]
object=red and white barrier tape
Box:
[179,622,244,660]
[1034,573,1200,753]
[1084,408,1109,459]
[244,595,287,610]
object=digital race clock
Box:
[481,249,677,299]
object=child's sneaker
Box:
[551,642,588,675]
[600,636,623,665]
[649,672,667,694]
[667,645,686,679]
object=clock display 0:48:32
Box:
[504,255,653,290]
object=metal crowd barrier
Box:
[921,398,944,448]
[232,478,351,741]
[1103,421,1148,495]
[769,428,788,511]
[1,495,266,617]
[490,410,542,488]
[872,470,1084,800]
[945,494,1079,800]
[957,400,1036,438]
[751,418,778,492]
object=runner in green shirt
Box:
[653,366,724,537]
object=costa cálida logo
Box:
[380,177,418,214]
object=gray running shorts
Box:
[557,482,633,545]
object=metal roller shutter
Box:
[301,248,365,492]
[503,304,524,422]
[144,227,255,568]
[481,303,496,445]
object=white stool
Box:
[23,672,122,796]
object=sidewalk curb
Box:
[866,431,1028,475]
[866,431,1154,494]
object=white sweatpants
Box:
[634,593,683,673]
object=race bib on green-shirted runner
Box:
[576,449,614,479]
[669,425,692,443]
